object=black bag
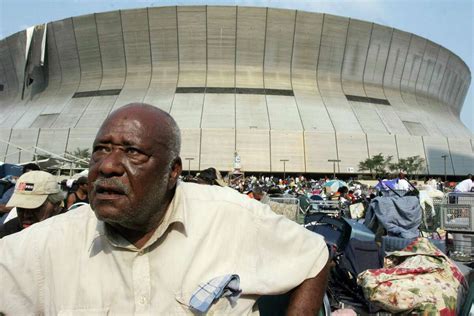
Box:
[304,213,352,252]
[329,238,383,313]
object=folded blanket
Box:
[358,238,467,315]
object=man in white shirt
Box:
[395,171,411,191]
[1,103,329,315]
[454,174,473,192]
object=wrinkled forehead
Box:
[95,109,171,147]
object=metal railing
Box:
[0,138,88,169]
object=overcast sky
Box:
[1,0,472,132]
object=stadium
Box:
[0,6,472,176]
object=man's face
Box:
[79,183,88,193]
[17,200,61,229]
[88,109,179,232]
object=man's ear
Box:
[169,157,183,188]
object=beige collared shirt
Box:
[0,182,328,315]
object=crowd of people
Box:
[184,168,472,217]
[184,170,372,217]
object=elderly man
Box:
[0,103,328,314]
[0,170,63,238]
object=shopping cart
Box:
[307,200,342,216]
[440,192,474,261]
[267,196,300,221]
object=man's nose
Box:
[97,148,126,177]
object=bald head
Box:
[104,103,181,162]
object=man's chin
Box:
[92,204,124,222]
[92,205,138,229]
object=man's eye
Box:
[125,148,149,162]
[93,145,109,153]
[91,146,111,160]
[126,147,140,155]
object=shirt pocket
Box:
[175,290,232,315]
[58,308,109,316]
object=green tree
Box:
[358,153,393,178]
[65,147,91,168]
[389,155,426,176]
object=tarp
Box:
[374,179,398,190]
[0,163,23,178]
[364,195,422,239]
[22,23,47,99]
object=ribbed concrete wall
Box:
[0,6,472,175]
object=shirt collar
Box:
[93,181,187,251]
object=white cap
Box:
[7,171,60,209]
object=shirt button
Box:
[139,296,147,305]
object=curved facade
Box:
[0,6,472,175]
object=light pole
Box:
[280,159,289,180]
[441,154,448,182]
[328,159,341,179]
[185,157,194,176]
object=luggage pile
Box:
[304,184,471,315]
